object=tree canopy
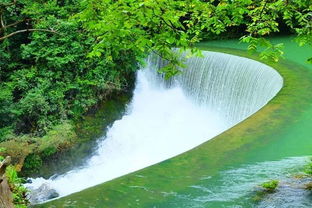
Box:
[0,0,137,139]
[77,0,311,69]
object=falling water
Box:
[27,51,283,203]
[148,51,283,125]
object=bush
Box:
[0,147,5,161]
[41,146,57,159]
[304,158,312,175]
[22,154,43,175]
[261,180,279,192]
[5,165,28,207]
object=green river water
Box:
[36,36,312,208]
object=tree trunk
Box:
[0,157,14,208]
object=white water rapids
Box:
[27,51,283,202]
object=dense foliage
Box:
[5,165,28,207]
[261,180,279,192]
[305,158,312,175]
[0,147,5,161]
[78,0,311,68]
[0,0,137,140]
[0,0,311,144]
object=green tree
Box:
[0,0,137,137]
[76,0,207,78]
[78,0,311,72]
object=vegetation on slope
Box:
[0,0,137,141]
[5,165,28,208]
[0,0,138,172]
[78,0,311,70]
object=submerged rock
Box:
[256,177,312,208]
[28,183,59,204]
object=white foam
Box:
[27,68,225,198]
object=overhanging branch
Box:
[0,28,59,41]
[0,19,27,32]
[0,0,17,7]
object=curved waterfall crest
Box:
[148,51,283,125]
[27,51,283,203]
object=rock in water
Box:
[28,183,59,204]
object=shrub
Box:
[5,165,28,207]
[0,147,5,161]
[41,146,57,159]
[304,158,312,175]
[261,180,279,192]
[22,154,43,175]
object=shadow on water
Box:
[33,92,133,178]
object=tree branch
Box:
[0,19,27,31]
[0,13,5,29]
[0,0,17,7]
[259,0,268,20]
[0,28,58,41]
[150,9,181,32]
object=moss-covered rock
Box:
[261,180,279,192]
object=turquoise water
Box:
[200,36,312,70]
[36,36,312,208]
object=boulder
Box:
[28,183,59,204]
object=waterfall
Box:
[148,51,283,126]
[26,51,283,203]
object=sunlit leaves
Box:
[239,0,311,63]
[241,35,284,63]
[78,0,311,69]
[76,0,209,78]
